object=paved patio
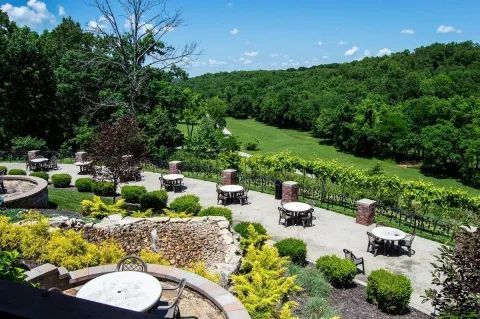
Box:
[1,162,439,314]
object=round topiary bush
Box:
[169,194,201,215]
[367,269,412,314]
[121,185,147,204]
[198,206,232,222]
[140,190,168,211]
[75,178,94,192]
[7,169,26,175]
[0,166,7,174]
[29,171,49,181]
[316,255,357,288]
[274,238,307,264]
[233,222,267,238]
[92,181,115,196]
[51,173,72,188]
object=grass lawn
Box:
[180,118,480,195]
[48,188,113,212]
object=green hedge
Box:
[169,194,201,215]
[92,181,115,196]
[275,238,307,265]
[233,222,267,238]
[51,174,71,188]
[121,186,147,204]
[198,206,232,222]
[316,255,357,288]
[75,178,94,192]
[7,169,26,176]
[0,166,7,174]
[29,171,49,181]
[367,269,412,314]
[140,190,168,211]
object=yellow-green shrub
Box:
[97,239,125,265]
[187,261,221,285]
[81,195,126,218]
[0,216,23,251]
[139,248,170,265]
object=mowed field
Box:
[180,118,480,196]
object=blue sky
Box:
[1,0,479,76]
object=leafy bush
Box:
[11,136,46,153]
[92,181,115,196]
[75,178,94,192]
[51,173,72,188]
[316,255,357,288]
[233,222,267,238]
[8,169,26,176]
[367,269,412,314]
[198,206,232,222]
[275,238,307,265]
[121,185,147,204]
[139,248,169,265]
[244,138,259,151]
[140,190,168,211]
[0,165,7,174]
[29,171,49,181]
[239,224,271,250]
[169,194,201,215]
[187,261,221,284]
[0,250,27,283]
[81,195,126,218]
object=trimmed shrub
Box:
[275,238,307,264]
[51,173,72,188]
[121,185,147,204]
[81,195,126,219]
[92,181,115,196]
[244,138,259,151]
[29,171,49,181]
[7,169,26,176]
[75,178,94,192]
[198,206,232,222]
[0,166,7,174]
[316,255,357,288]
[140,190,168,211]
[367,269,412,314]
[169,194,201,215]
[233,222,267,238]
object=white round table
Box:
[30,158,48,163]
[77,271,162,312]
[220,185,244,193]
[163,174,184,181]
[372,226,406,241]
[283,202,311,213]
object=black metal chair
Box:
[238,188,249,206]
[48,156,58,170]
[47,287,64,294]
[278,207,294,227]
[151,278,187,319]
[298,210,314,228]
[398,231,415,257]
[116,255,147,273]
[367,232,384,257]
[343,249,365,274]
[216,188,228,206]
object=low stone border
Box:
[26,263,250,319]
[2,175,48,208]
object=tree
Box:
[188,117,224,158]
[202,96,227,129]
[89,0,197,112]
[89,117,147,201]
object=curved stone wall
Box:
[2,175,48,208]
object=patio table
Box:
[30,158,49,171]
[220,185,244,196]
[282,202,311,213]
[372,226,406,255]
[76,271,162,312]
[74,161,93,173]
[162,174,184,181]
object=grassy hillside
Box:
[207,118,479,195]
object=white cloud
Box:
[208,59,227,65]
[344,46,359,56]
[1,0,56,27]
[244,51,258,57]
[88,16,108,30]
[229,28,239,35]
[437,25,462,33]
[400,28,414,34]
[322,55,329,59]
[58,5,65,16]
[317,41,323,46]
[337,40,347,46]
[364,49,371,56]
[377,48,392,56]
[239,57,252,64]
[270,53,279,58]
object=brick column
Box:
[28,150,40,160]
[75,151,88,163]
[168,161,183,174]
[355,199,377,226]
[222,169,238,185]
[282,181,299,202]
[455,225,478,253]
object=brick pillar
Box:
[168,161,183,174]
[455,225,478,253]
[355,199,377,226]
[222,169,238,185]
[75,151,88,163]
[28,150,40,160]
[282,181,299,202]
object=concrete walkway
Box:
[1,162,438,314]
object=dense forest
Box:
[184,42,480,187]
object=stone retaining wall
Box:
[2,175,48,208]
